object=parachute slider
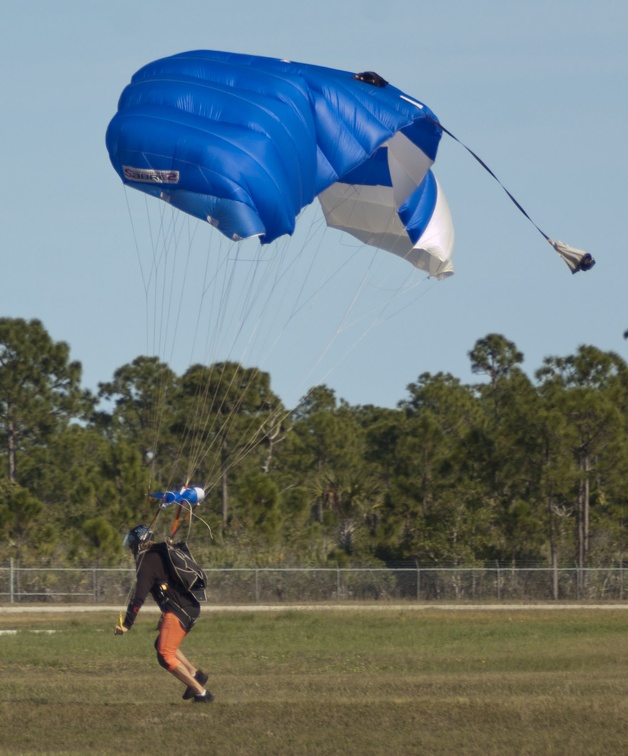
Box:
[149,486,205,509]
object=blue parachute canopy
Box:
[106,50,455,278]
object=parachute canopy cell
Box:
[106,50,455,279]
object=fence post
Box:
[10,557,14,603]
[337,563,341,600]
[254,567,259,602]
[415,560,420,601]
[496,561,501,601]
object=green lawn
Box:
[1,607,627,754]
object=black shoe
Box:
[183,669,210,700]
[192,690,214,703]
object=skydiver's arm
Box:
[122,553,159,630]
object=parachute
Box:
[106,50,455,280]
[106,51,594,547]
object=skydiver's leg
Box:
[175,647,197,676]
[156,613,206,695]
[176,647,211,699]
[168,662,206,694]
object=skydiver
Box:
[114,524,213,703]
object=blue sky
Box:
[2,1,627,409]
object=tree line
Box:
[0,317,626,570]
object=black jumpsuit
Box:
[123,544,200,670]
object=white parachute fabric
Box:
[408,177,455,279]
[549,240,596,274]
[318,132,455,280]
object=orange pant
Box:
[155,612,187,671]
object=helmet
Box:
[123,524,154,554]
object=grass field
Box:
[1,606,627,755]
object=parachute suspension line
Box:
[187,364,284,492]
[171,232,305,494]
[194,230,431,498]
[188,233,318,489]
[431,118,595,274]
[166,235,281,487]
[178,217,324,489]
[160,215,223,490]
[280,178,412,394]
[168,236,229,485]
[178,242,269,484]
[123,193,213,501]
[124,187,150,298]
[132,194,181,469]
[147,206,193,493]
[336,257,439,331]
[123,189,178,499]
[278,183,444,402]
[162,214,201,365]
[299,242,380,388]
[187,363,243,486]
[173,232,421,502]
[222,211,329,382]
[151,212,199,490]
[238,222,331,408]
[123,188,436,512]
[153,205,193,359]
[202,399,287,483]
[142,209,263,495]
[317,272,431,381]
[210,216,331,439]
[197,408,286,503]
[294,264,437,405]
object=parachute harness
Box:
[118,488,214,630]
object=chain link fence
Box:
[1,561,626,604]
